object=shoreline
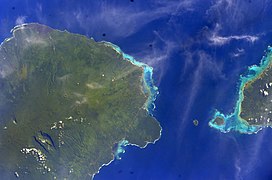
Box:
[102,42,162,150]
[7,23,162,179]
[92,41,162,179]
[209,46,272,134]
[103,41,159,113]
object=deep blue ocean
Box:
[1,0,272,179]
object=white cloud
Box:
[102,1,192,37]
[177,51,226,138]
[138,31,175,64]
[15,16,27,25]
[63,1,195,38]
[231,48,245,58]
[35,3,47,24]
[234,157,242,180]
[132,31,177,85]
[242,130,267,176]
[206,0,242,28]
[24,36,48,46]
[204,0,271,47]
[209,34,259,46]
[207,23,259,46]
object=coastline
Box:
[93,42,162,178]
[103,42,159,113]
[209,46,272,134]
[4,23,162,179]
[102,43,163,149]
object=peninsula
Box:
[0,23,161,179]
[209,46,272,134]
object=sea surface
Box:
[1,0,272,179]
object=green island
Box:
[209,46,272,134]
[0,23,161,179]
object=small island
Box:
[209,46,272,134]
[0,23,161,179]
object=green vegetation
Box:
[240,62,272,125]
[0,24,161,179]
[209,47,272,134]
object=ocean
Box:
[1,0,272,179]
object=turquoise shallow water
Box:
[209,46,272,134]
[3,1,272,180]
[103,42,161,159]
[104,42,159,113]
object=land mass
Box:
[209,46,272,134]
[0,23,161,179]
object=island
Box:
[0,23,162,179]
[209,46,272,134]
